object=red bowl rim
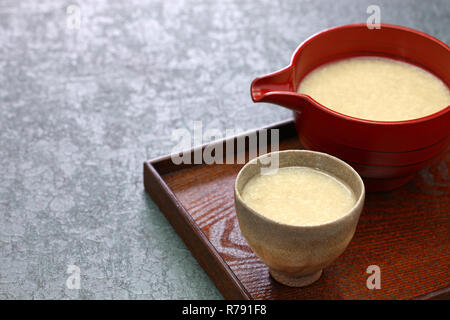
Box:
[287,23,450,126]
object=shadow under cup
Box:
[234,150,365,287]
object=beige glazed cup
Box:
[234,150,365,287]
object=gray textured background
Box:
[0,0,448,299]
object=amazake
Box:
[297,56,450,121]
[241,167,356,226]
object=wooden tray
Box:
[143,120,449,300]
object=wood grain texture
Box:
[145,121,450,300]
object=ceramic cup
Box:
[234,150,365,287]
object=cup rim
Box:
[234,150,366,229]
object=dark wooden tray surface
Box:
[143,120,449,300]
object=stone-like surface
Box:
[0,0,448,299]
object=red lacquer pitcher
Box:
[251,24,450,192]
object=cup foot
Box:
[269,269,322,287]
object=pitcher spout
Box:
[251,66,307,112]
